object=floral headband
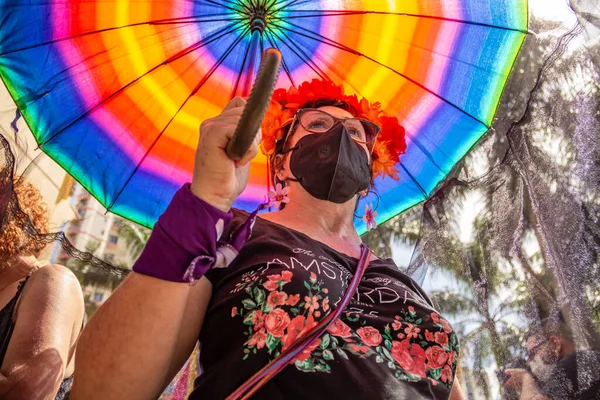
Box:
[260,79,407,181]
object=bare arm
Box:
[71,273,211,400]
[0,265,84,400]
[449,377,465,400]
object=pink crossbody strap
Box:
[226,244,372,400]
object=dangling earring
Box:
[354,190,380,231]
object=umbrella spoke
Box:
[265,27,333,83]
[39,21,245,148]
[191,0,244,14]
[107,27,251,211]
[271,20,491,129]
[273,10,529,34]
[264,31,295,88]
[0,14,242,57]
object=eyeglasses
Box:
[290,108,380,151]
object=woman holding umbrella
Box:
[72,80,464,400]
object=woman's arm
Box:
[71,274,212,400]
[0,265,84,400]
[449,376,465,400]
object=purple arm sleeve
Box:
[132,184,233,283]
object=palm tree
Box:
[114,219,151,261]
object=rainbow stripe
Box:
[0,0,527,232]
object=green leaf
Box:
[266,334,280,352]
[323,349,334,360]
[304,281,312,290]
[387,361,396,369]
[320,333,331,349]
[336,348,349,360]
[290,307,299,314]
[384,339,392,349]
[243,348,250,353]
[421,341,429,347]
[243,311,256,325]
[243,354,249,360]
[253,287,265,304]
[380,346,392,360]
[242,299,257,309]
[375,355,383,363]
[415,318,422,324]
[430,368,442,380]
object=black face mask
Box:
[286,124,371,203]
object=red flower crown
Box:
[260,79,407,181]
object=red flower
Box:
[285,294,300,306]
[408,306,415,313]
[248,329,267,349]
[425,345,449,369]
[441,319,453,334]
[326,318,352,338]
[267,291,288,308]
[263,271,293,291]
[357,326,383,346]
[322,298,330,312]
[425,329,435,342]
[263,280,279,292]
[304,295,320,313]
[404,323,421,339]
[265,308,291,338]
[281,270,293,282]
[310,272,317,281]
[441,365,453,383]
[429,378,439,387]
[397,333,405,339]
[391,340,427,378]
[283,314,318,351]
[431,312,440,325]
[435,332,449,348]
[295,338,321,362]
[349,344,370,354]
[447,351,456,366]
[231,307,237,317]
[392,320,402,331]
[252,310,265,331]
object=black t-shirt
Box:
[191,210,460,399]
[542,351,600,400]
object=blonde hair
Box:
[0,178,49,261]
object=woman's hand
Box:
[190,97,261,212]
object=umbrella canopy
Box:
[0,0,528,232]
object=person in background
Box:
[505,317,600,400]
[0,178,84,400]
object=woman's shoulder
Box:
[21,264,84,306]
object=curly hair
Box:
[0,178,49,261]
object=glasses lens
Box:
[300,110,335,133]
[343,119,368,143]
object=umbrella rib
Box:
[0,14,242,57]
[192,0,244,14]
[264,31,296,88]
[38,21,244,148]
[270,20,490,129]
[231,33,255,98]
[273,10,529,34]
[266,27,333,83]
[398,163,429,198]
[107,27,251,211]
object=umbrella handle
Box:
[226,48,282,161]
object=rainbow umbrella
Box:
[0,1,528,232]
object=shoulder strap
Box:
[226,244,372,400]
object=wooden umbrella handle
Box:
[226,48,282,160]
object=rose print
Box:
[267,291,288,308]
[348,344,370,354]
[430,312,440,325]
[285,294,300,306]
[441,365,453,383]
[425,329,435,342]
[248,330,267,349]
[391,340,427,378]
[304,295,320,313]
[441,319,453,334]
[435,332,449,348]
[403,323,421,339]
[326,318,352,338]
[357,326,383,346]
[408,306,415,313]
[322,298,330,312]
[447,351,456,366]
[295,338,321,362]
[231,307,237,317]
[265,308,291,337]
[252,310,265,331]
[425,345,449,369]
[392,316,402,331]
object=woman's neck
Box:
[269,187,362,244]
[0,254,40,289]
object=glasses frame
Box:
[282,108,381,153]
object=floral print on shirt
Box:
[231,269,460,387]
